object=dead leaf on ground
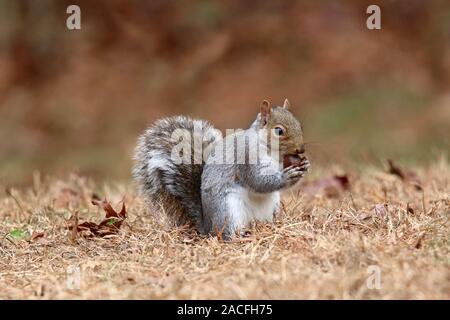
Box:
[356,212,371,221]
[356,203,388,221]
[387,159,423,191]
[406,203,415,214]
[414,232,426,249]
[373,203,388,216]
[68,198,127,238]
[30,231,46,242]
[303,174,350,198]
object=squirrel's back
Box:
[133,116,221,230]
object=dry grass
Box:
[0,159,449,299]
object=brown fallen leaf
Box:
[30,231,46,242]
[387,159,405,179]
[414,232,426,249]
[69,210,79,242]
[357,203,388,221]
[303,174,350,198]
[387,159,423,191]
[356,212,370,221]
[68,198,127,238]
[92,198,126,220]
[373,203,388,216]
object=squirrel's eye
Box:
[274,126,285,136]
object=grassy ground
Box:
[0,159,448,299]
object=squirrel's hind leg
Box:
[201,189,248,240]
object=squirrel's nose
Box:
[296,145,306,154]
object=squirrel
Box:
[133,99,310,239]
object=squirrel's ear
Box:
[260,100,270,127]
[283,98,291,109]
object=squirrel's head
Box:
[257,99,305,158]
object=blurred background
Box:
[0,0,449,185]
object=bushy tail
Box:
[133,116,221,232]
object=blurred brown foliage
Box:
[0,0,449,184]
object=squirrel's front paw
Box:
[283,166,306,187]
[298,157,311,172]
[282,156,310,186]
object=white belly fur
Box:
[226,186,280,233]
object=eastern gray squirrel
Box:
[133,99,310,239]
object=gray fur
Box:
[133,116,221,232]
[201,125,310,239]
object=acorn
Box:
[283,154,306,168]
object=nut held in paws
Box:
[283,154,306,168]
